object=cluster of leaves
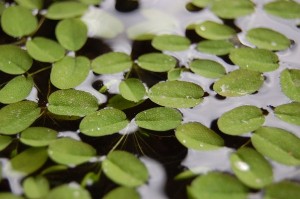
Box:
[0,0,300,198]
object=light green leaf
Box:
[47,89,98,117]
[23,176,49,199]
[137,53,177,72]
[1,5,38,37]
[20,127,57,147]
[195,21,236,40]
[151,34,191,51]
[274,102,300,126]
[46,184,91,199]
[264,0,300,19]
[108,94,142,110]
[230,147,273,189]
[15,0,44,10]
[0,135,13,151]
[0,193,24,199]
[211,0,255,19]
[26,37,65,63]
[217,105,265,135]
[119,78,146,102]
[0,101,41,135]
[229,48,279,72]
[251,126,300,165]
[92,52,132,74]
[280,69,300,102]
[78,0,101,5]
[264,181,300,199]
[196,40,234,55]
[80,108,128,136]
[55,18,88,51]
[46,1,88,20]
[168,68,184,81]
[103,187,140,199]
[191,0,214,7]
[135,107,182,131]
[0,45,33,74]
[246,28,290,51]
[148,80,204,108]
[190,59,226,78]
[41,165,68,175]
[50,56,90,89]
[0,76,33,104]
[175,122,224,150]
[188,172,249,199]
[213,69,264,97]
[48,138,96,166]
[11,147,48,175]
[102,150,149,187]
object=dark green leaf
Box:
[280,69,300,102]
[0,135,13,151]
[15,0,44,10]
[103,187,140,199]
[264,181,300,199]
[119,78,146,102]
[137,53,177,72]
[0,193,24,199]
[274,102,300,126]
[46,184,91,199]
[108,94,142,110]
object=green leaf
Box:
[0,2,4,15]
[264,0,300,19]
[196,40,234,55]
[0,101,41,135]
[168,68,184,81]
[251,126,300,165]
[191,0,214,7]
[175,122,224,150]
[78,0,101,5]
[195,21,236,40]
[190,59,226,78]
[80,108,128,136]
[1,5,38,37]
[280,69,300,102]
[274,102,300,126]
[0,45,33,74]
[41,165,68,175]
[11,147,48,175]
[20,127,57,147]
[47,89,98,117]
[211,0,255,19]
[229,48,279,72]
[55,18,88,51]
[151,34,191,51]
[108,94,142,110]
[48,138,96,166]
[148,80,204,108]
[188,172,249,199]
[137,53,177,72]
[103,187,140,199]
[213,69,264,97]
[46,1,88,20]
[92,52,132,74]
[23,176,49,199]
[50,56,90,89]
[135,107,182,131]
[26,37,65,63]
[46,184,91,199]
[15,0,44,10]
[119,78,146,102]
[230,147,273,189]
[0,76,33,104]
[0,135,13,151]
[102,150,149,187]
[264,181,300,199]
[217,105,265,135]
[0,193,24,199]
[246,28,290,51]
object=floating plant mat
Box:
[0,0,300,199]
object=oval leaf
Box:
[264,0,300,19]
[48,138,96,166]
[213,69,264,97]
[108,94,142,110]
[175,122,224,150]
[26,37,65,63]
[135,107,182,131]
[46,184,91,199]
[103,187,140,199]
[151,34,191,51]
[47,89,98,117]
[15,0,43,10]
[137,53,177,72]
[251,126,300,165]
[190,59,226,78]
[274,102,300,126]
[50,56,90,89]
[20,127,58,147]
[0,193,24,199]
[0,135,13,151]
[229,48,279,72]
[196,40,234,55]
[217,105,265,135]
[23,176,49,199]
[195,21,236,40]
[191,0,214,7]
[0,45,33,74]
[264,181,300,199]
[0,101,41,135]
[148,80,204,108]
[280,69,300,102]
[46,2,88,20]
[230,147,273,189]
[102,150,149,187]
[119,78,146,102]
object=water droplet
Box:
[235,161,249,171]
